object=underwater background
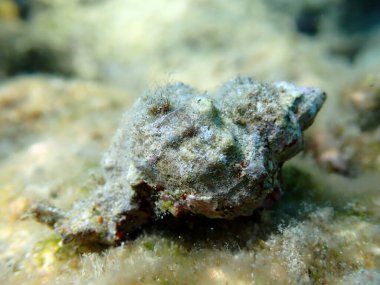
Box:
[0,0,380,284]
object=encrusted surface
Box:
[31,76,326,246]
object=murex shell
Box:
[31,76,326,246]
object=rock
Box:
[346,74,380,131]
[306,74,380,176]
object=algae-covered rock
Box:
[31,76,326,246]
[306,74,380,176]
[1,1,380,283]
[345,74,380,131]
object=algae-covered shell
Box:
[31,76,326,246]
[119,77,326,219]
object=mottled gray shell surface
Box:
[31,76,326,246]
